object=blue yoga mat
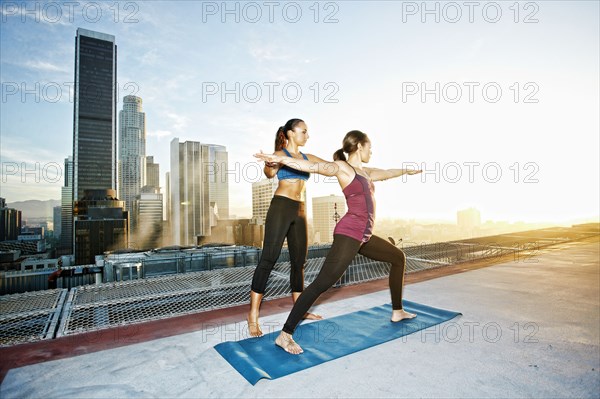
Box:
[214,300,461,385]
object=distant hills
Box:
[7,199,60,220]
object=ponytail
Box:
[274,126,287,151]
[333,148,346,161]
[274,118,304,151]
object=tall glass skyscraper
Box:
[73,28,117,202]
[60,156,73,252]
[118,95,146,230]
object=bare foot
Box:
[303,312,323,320]
[247,313,263,337]
[391,309,417,322]
[275,332,303,355]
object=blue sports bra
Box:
[276,148,310,181]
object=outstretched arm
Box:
[254,152,343,177]
[364,167,422,182]
[263,162,280,178]
[305,153,330,164]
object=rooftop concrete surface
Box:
[1,237,598,398]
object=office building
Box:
[208,145,229,221]
[133,186,163,250]
[53,206,62,239]
[312,195,346,243]
[251,178,279,224]
[170,139,229,245]
[60,156,74,252]
[73,28,117,201]
[0,198,22,242]
[73,189,128,265]
[118,95,146,229]
[146,156,160,190]
[164,171,171,245]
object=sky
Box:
[1,0,599,224]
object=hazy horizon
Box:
[6,197,598,229]
[2,1,599,224]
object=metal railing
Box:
[0,289,67,347]
[1,226,597,346]
[0,267,102,295]
[57,255,389,337]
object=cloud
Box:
[147,129,173,139]
[246,40,305,81]
[248,44,292,62]
[141,48,159,65]
[166,112,189,131]
[467,38,485,60]
[164,74,197,91]
[1,139,60,165]
[24,60,69,73]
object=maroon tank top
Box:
[333,168,375,243]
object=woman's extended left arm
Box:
[364,167,422,182]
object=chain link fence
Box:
[57,255,389,337]
[2,226,597,346]
[0,289,67,346]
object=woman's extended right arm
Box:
[263,162,279,178]
[255,152,343,177]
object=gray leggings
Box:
[282,234,407,334]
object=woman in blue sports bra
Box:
[248,118,328,337]
[255,130,422,354]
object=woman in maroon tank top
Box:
[255,130,422,354]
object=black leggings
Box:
[282,234,407,334]
[251,195,308,294]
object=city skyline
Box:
[1,1,598,225]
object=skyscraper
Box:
[60,156,73,252]
[53,206,62,240]
[146,156,160,190]
[118,95,146,229]
[73,189,128,265]
[164,171,171,245]
[0,198,22,242]
[73,28,117,202]
[208,145,229,220]
[133,187,163,250]
[170,138,229,246]
[252,177,279,224]
[312,195,346,243]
